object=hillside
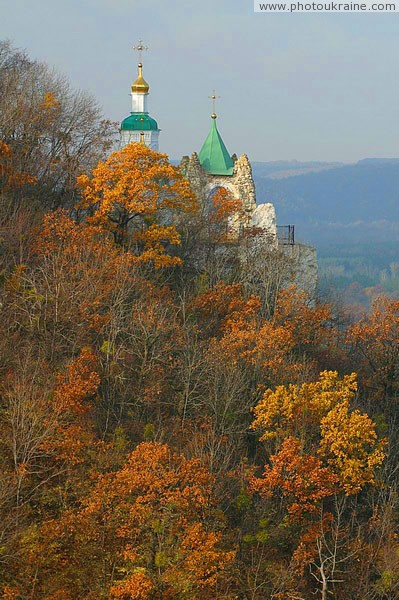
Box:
[2,41,399,600]
[252,159,399,245]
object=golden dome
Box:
[132,63,149,94]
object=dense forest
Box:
[1,41,399,600]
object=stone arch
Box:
[204,180,240,201]
[203,183,243,236]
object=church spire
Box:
[132,64,150,94]
[132,40,149,94]
[131,39,150,111]
[120,39,161,151]
[198,91,234,176]
[209,90,220,120]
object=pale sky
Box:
[2,0,399,162]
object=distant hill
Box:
[251,160,344,179]
[252,159,399,245]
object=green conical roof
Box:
[198,118,234,176]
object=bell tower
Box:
[120,39,161,150]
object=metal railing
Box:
[277,225,295,245]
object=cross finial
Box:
[132,39,149,65]
[209,90,220,119]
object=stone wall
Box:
[180,152,277,241]
[180,151,318,298]
[180,152,256,212]
[281,242,318,298]
[251,203,278,248]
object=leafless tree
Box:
[0,39,117,210]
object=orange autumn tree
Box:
[43,347,100,464]
[251,371,385,495]
[28,442,234,599]
[210,187,243,224]
[0,141,36,191]
[192,282,260,338]
[347,296,399,403]
[191,281,293,393]
[192,283,333,386]
[77,143,198,267]
[273,286,335,358]
[1,348,100,498]
[251,437,339,519]
[248,371,385,594]
[207,187,244,243]
[6,210,137,361]
[0,347,100,586]
[34,210,135,327]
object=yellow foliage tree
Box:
[249,371,386,598]
[252,370,358,443]
[77,142,198,267]
[252,371,385,496]
[319,400,385,494]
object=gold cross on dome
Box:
[209,90,220,118]
[132,39,149,64]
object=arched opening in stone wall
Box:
[205,185,243,240]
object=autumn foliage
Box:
[251,371,385,505]
[77,142,198,265]
[13,443,232,599]
[0,79,398,598]
[251,436,339,518]
[0,141,36,190]
[347,296,399,402]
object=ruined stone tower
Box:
[179,102,317,297]
[180,112,278,245]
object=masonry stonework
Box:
[180,150,318,298]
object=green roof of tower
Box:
[120,113,159,131]
[198,117,234,176]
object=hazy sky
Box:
[2,0,399,162]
